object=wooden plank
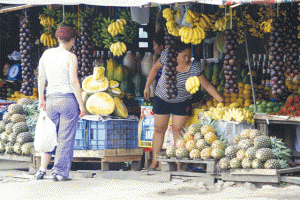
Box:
[253,114,300,123]
[222,172,279,183]
[277,167,300,174]
[157,157,217,165]
[34,149,143,158]
[0,153,31,162]
[280,176,300,185]
[102,155,142,162]
[230,169,278,176]
[170,171,217,177]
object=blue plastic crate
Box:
[87,120,138,150]
[74,119,88,150]
[126,139,138,149]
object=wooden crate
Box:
[33,148,143,172]
[0,153,32,162]
[221,169,280,183]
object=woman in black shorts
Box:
[144,40,224,170]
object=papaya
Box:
[132,74,146,97]
[212,74,219,86]
[113,64,124,82]
[205,63,213,82]
[218,70,225,81]
[81,91,92,115]
[106,58,118,80]
[120,80,134,95]
[213,63,219,74]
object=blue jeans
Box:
[45,93,79,177]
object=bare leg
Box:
[40,153,52,171]
[172,115,189,171]
[149,114,170,169]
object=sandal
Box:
[147,167,157,171]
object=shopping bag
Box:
[34,109,57,152]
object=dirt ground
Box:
[1,160,300,200]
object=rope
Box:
[63,5,65,22]
[78,5,80,33]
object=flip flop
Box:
[147,167,156,171]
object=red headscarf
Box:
[55,26,75,41]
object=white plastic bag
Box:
[34,110,57,152]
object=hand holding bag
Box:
[34,109,57,152]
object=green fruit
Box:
[267,102,275,108]
[266,108,273,114]
[256,101,262,105]
[273,106,280,112]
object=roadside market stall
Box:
[1,0,300,185]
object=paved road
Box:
[1,160,300,200]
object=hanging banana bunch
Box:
[110,41,127,57]
[162,8,181,37]
[213,17,226,32]
[185,76,200,94]
[40,33,57,48]
[179,26,205,45]
[39,14,55,27]
[39,14,57,47]
[108,19,127,37]
[260,19,273,33]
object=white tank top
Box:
[40,48,74,96]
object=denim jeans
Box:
[45,93,79,178]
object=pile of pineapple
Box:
[0,98,38,155]
[166,120,229,160]
[218,129,291,170]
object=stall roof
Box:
[0,0,224,7]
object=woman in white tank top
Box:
[36,26,86,181]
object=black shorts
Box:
[153,96,192,116]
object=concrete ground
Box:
[1,160,300,200]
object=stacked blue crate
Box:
[74,119,88,150]
[87,119,138,150]
[125,120,138,148]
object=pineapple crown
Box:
[270,136,292,160]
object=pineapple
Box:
[252,159,264,169]
[13,142,22,154]
[190,149,201,159]
[0,121,6,132]
[184,132,194,142]
[10,114,26,124]
[0,132,9,143]
[200,147,212,159]
[5,144,14,154]
[218,157,231,170]
[201,125,215,136]
[233,134,242,144]
[194,132,204,141]
[196,139,209,151]
[185,140,197,152]
[278,159,289,169]
[230,158,242,169]
[175,147,189,158]
[249,129,264,140]
[236,149,246,161]
[256,148,273,162]
[254,136,271,149]
[245,147,257,160]
[237,139,253,150]
[264,159,280,169]
[0,141,5,153]
[211,140,226,150]
[5,123,14,134]
[240,129,251,139]
[204,132,217,145]
[21,142,34,155]
[225,146,238,159]
[242,158,252,169]
[8,104,24,115]
[176,139,186,148]
[17,132,33,145]
[166,146,177,157]
[3,112,12,124]
[188,123,201,135]
[211,148,225,159]
[270,137,292,160]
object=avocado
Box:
[256,101,262,105]
[267,102,275,108]
[266,108,273,114]
[273,106,280,112]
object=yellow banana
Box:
[115,21,121,30]
[108,24,113,33]
[51,18,55,27]
[201,13,212,27]
[200,17,208,29]
[119,18,127,25]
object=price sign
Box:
[138,106,155,148]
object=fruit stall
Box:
[1,0,300,185]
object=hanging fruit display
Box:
[164,32,178,100]
[38,14,57,47]
[20,17,34,96]
[71,34,83,79]
[284,10,299,78]
[223,29,239,94]
[79,14,94,79]
[107,19,126,37]
[269,15,288,101]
